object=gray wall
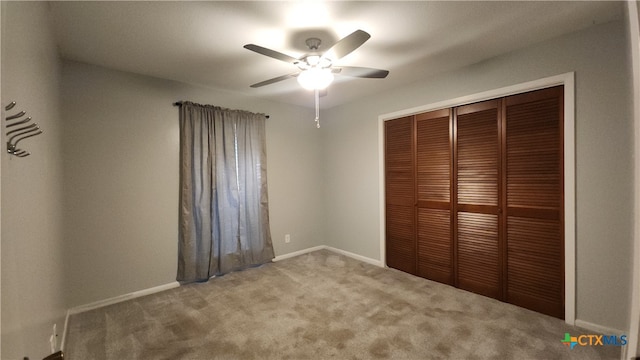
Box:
[1,2,66,359]
[60,61,325,307]
[323,20,633,332]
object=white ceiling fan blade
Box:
[323,30,370,61]
[250,73,298,88]
[334,66,389,78]
[244,44,299,64]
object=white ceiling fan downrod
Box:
[315,88,320,128]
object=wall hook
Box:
[6,110,26,120]
[7,116,32,127]
[4,101,42,157]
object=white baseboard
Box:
[575,319,625,336]
[68,281,180,315]
[273,245,384,267]
[273,246,326,262]
[325,246,384,267]
[274,245,383,268]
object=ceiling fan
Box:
[244,29,389,90]
[244,29,389,128]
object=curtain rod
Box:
[173,101,269,119]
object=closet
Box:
[385,86,564,318]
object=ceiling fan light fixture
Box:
[297,67,334,90]
[307,55,320,66]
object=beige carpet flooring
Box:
[65,250,620,359]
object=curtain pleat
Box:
[177,102,274,282]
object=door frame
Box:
[378,72,576,325]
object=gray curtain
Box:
[177,102,274,282]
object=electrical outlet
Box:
[285,234,291,243]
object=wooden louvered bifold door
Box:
[416,109,453,285]
[504,86,564,318]
[385,116,416,275]
[455,100,502,300]
[384,86,564,320]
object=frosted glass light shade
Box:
[297,67,334,90]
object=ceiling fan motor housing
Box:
[305,37,322,50]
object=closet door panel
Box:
[386,205,416,274]
[507,216,563,318]
[415,109,453,284]
[504,86,564,318]
[385,117,415,205]
[417,208,452,284]
[457,212,500,298]
[506,91,561,210]
[455,100,501,299]
[456,103,499,207]
[385,117,416,274]
[416,110,451,202]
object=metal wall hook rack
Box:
[4,101,43,157]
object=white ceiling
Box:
[50,1,623,109]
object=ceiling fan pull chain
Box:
[315,89,320,128]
